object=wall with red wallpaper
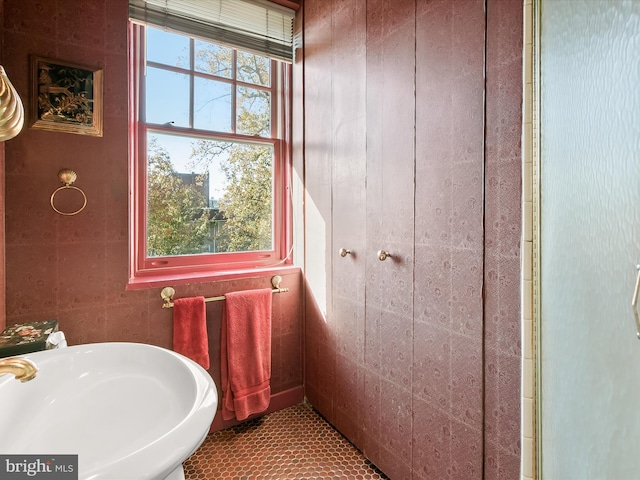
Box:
[484,1,524,477]
[0,0,6,332]
[303,0,522,478]
[0,0,522,475]
[0,0,303,418]
[0,135,4,333]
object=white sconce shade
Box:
[0,66,24,142]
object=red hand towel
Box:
[173,296,210,370]
[221,288,272,421]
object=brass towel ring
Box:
[50,169,87,216]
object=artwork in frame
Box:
[30,56,103,137]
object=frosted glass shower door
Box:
[539,1,640,478]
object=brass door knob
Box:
[339,248,352,257]
[377,250,392,261]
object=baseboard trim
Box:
[209,385,304,432]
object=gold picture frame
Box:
[31,56,103,137]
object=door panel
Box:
[363,3,416,476]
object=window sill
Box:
[126,264,300,290]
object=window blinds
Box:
[129,0,295,63]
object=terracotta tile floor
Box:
[184,402,389,479]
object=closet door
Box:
[412,1,486,478]
[330,0,367,445]
[362,1,416,477]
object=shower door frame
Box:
[521,0,541,477]
[532,0,542,477]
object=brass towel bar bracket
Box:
[160,275,289,309]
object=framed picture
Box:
[30,56,103,137]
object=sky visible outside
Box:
[145,26,231,201]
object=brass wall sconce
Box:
[0,66,24,142]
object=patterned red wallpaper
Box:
[303,0,523,478]
[1,0,303,416]
[1,0,522,476]
[484,0,524,477]
[0,0,6,332]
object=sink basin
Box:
[0,342,217,480]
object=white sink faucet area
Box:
[0,342,217,480]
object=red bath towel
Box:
[221,288,272,421]
[173,296,210,370]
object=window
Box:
[128,1,294,285]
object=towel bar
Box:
[160,275,289,309]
